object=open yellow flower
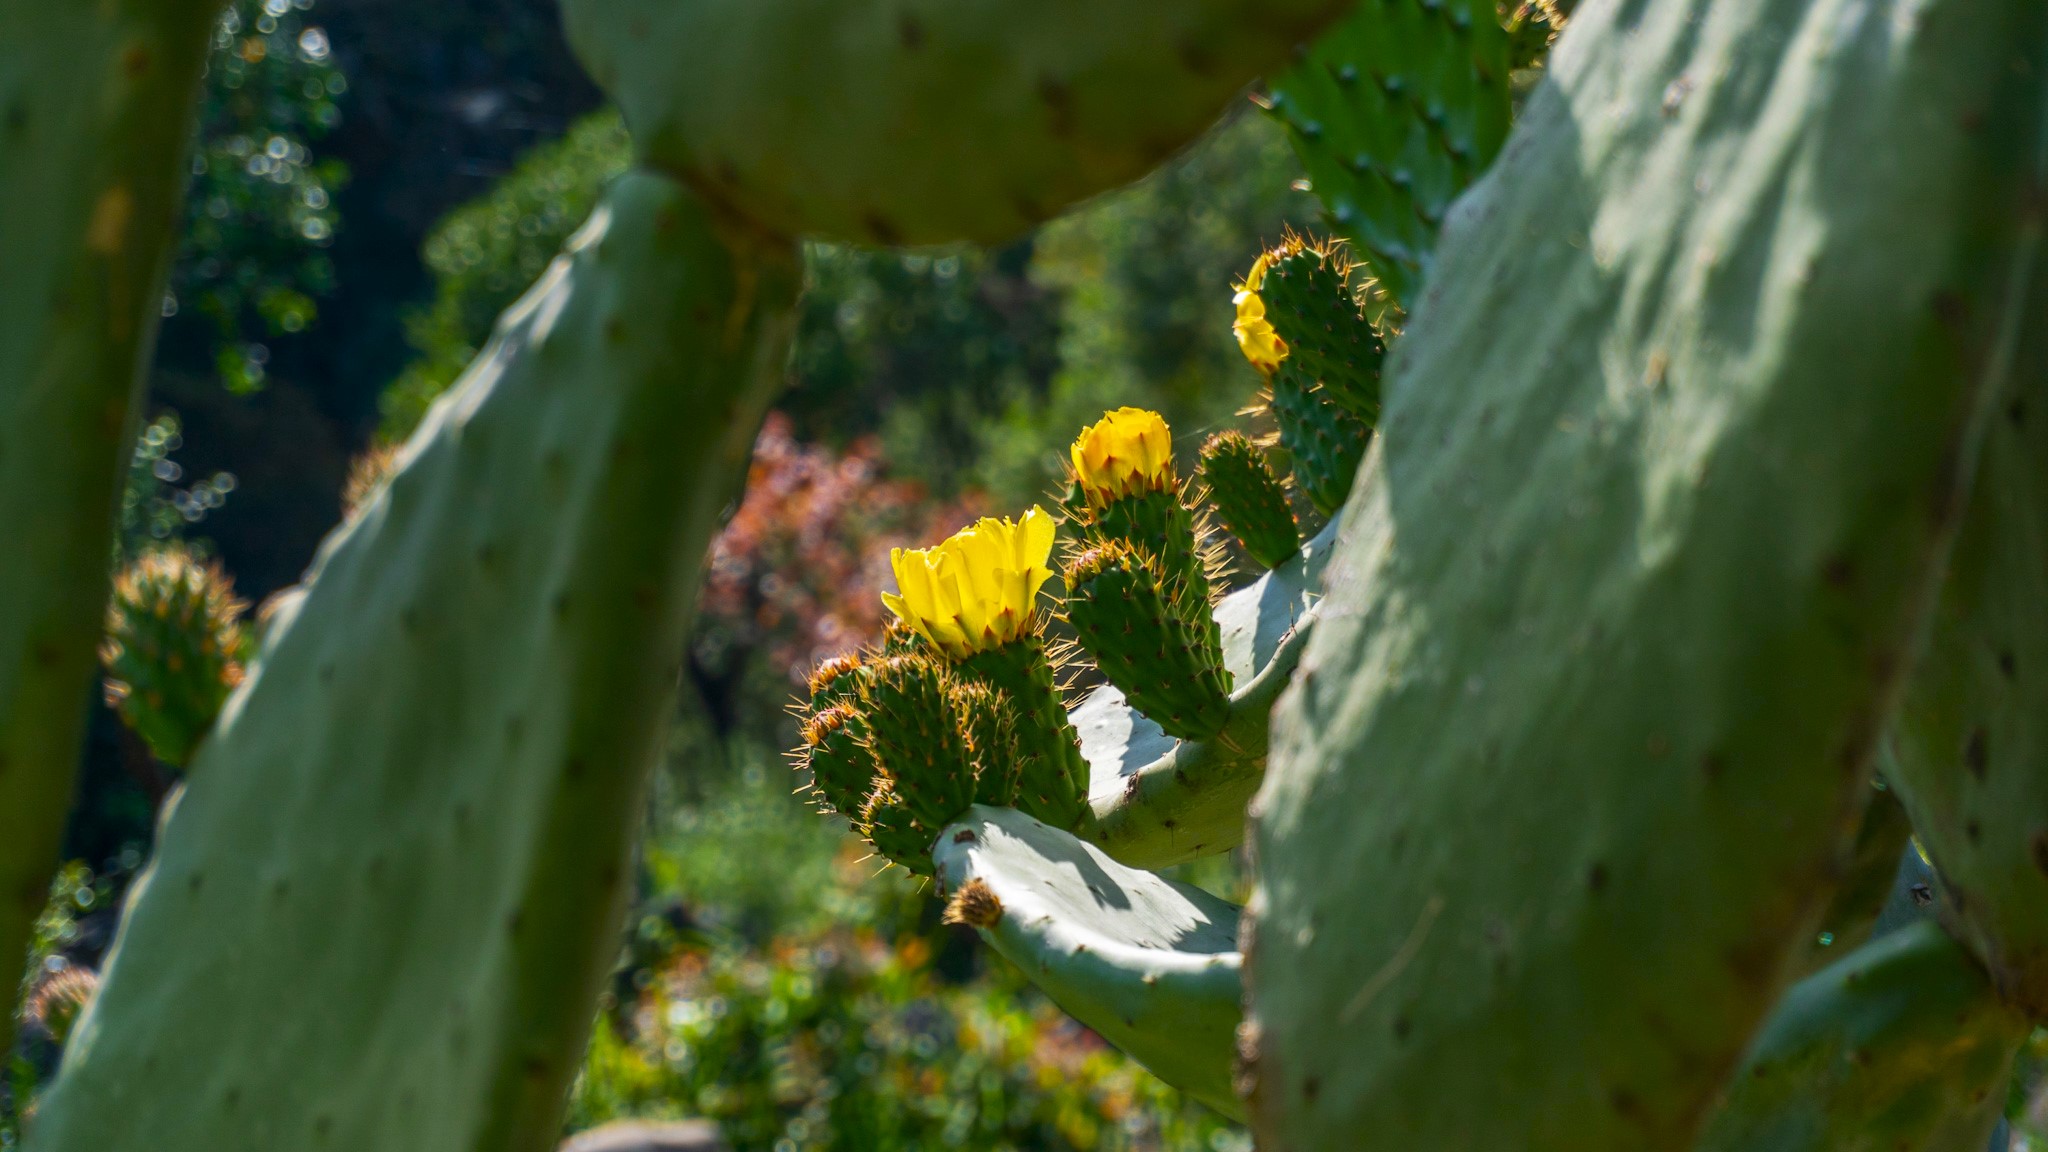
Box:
[1069,407,1173,507]
[883,507,1056,659]
[1233,252,1289,374]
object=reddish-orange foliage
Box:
[698,413,981,686]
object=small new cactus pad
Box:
[1076,520,1336,869]
[860,783,941,876]
[1063,541,1230,742]
[0,0,220,1057]
[1074,488,1216,623]
[1889,365,2048,1011]
[1261,0,1511,303]
[932,805,1245,1121]
[1247,1,2048,1147]
[1198,431,1300,570]
[100,545,250,769]
[953,681,1020,808]
[1267,363,1368,518]
[857,654,976,831]
[26,175,805,1152]
[562,0,1352,245]
[959,635,1090,834]
[1695,922,2027,1152]
[798,705,875,817]
[1256,237,1384,426]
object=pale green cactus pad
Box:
[26,173,801,1152]
[931,804,1245,1120]
[1695,921,2026,1152]
[1889,361,2048,1012]
[560,0,1352,245]
[0,0,217,1058]
[1247,1,2048,1149]
[1076,518,1337,869]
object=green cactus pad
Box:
[0,0,218,1056]
[1791,774,1913,980]
[931,805,1244,1120]
[1889,345,2048,1011]
[860,783,940,876]
[1262,0,1511,304]
[1268,363,1368,518]
[857,654,976,830]
[1074,486,1215,625]
[99,545,250,770]
[1258,239,1384,426]
[1063,541,1231,742]
[953,681,1020,809]
[1076,519,1335,868]
[1199,431,1301,571]
[562,0,1351,245]
[799,705,877,817]
[959,634,1091,834]
[26,174,803,1152]
[1694,921,2026,1152]
[1246,1,2048,1147]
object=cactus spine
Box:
[0,0,220,1057]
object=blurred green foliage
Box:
[173,0,349,393]
[378,113,634,437]
[114,415,237,561]
[569,758,1247,1151]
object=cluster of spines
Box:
[1062,540,1232,741]
[1198,431,1300,571]
[99,542,251,769]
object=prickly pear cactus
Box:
[0,0,218,1057]
[1198,431,1300,571]
[1260,0,1511,303]
[1246,4,2048,1151]
[1887,359,2048,1013]
[99,544,250,769]
[560,0,1356,245]
[26,174,802,1152]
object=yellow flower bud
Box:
[1069,407,1174,507]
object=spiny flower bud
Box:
[101,543,250,769]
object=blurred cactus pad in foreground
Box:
[7,0,2048,1150]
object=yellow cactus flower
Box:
[883,507,1056,659]
[1069,407,1174,507]
[1233,252,1289,374]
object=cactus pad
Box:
[562,0,1352,245]
[1889,358,2048,1011]
[799,704,875,817]
[857,654,976,830]
[1257,238,1384,426]
[1063,541,1231,742]
[0,0,218,1057]
[959,634,1091,834]
[1199,431,1301,571]
[99,544,250,769]
[26,174,803,1152]
[1246,1,2048,1147]
[1262,0,1511,303]
[1267,363,1368,518]
[1695,922,2026,1152]
[932,805,1244,1120]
